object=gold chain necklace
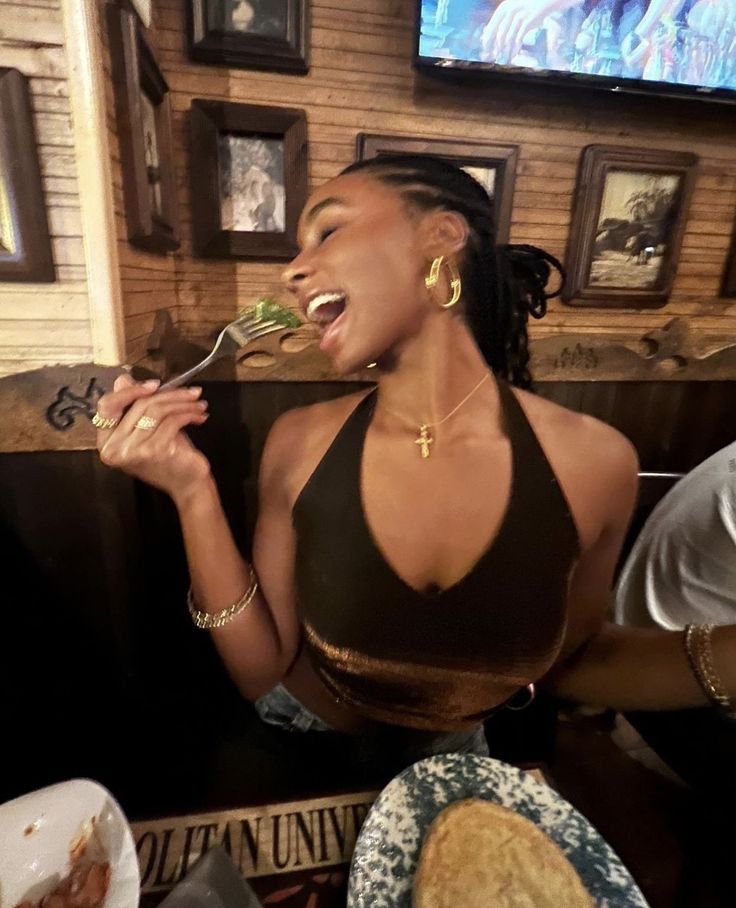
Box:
[379,373,491,459]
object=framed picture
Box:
[0,68,54,282]
[107,4,179,254]
[357,134,518,244]
[187,0,309,74]
[563,145,698,308]
[190,100,307,259]
[722,222,736,297]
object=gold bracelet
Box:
[683,623,734,713]
[188,569,258,630]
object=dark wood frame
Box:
[190,99,307,260]
[722,221,736,297]
[187,0,309,74]
[356,133,518,244]
[0,68,54,282]
[107,4,179,254]
[563,145,698,308]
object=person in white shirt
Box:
[615,441,736,630]
[614,442,736,808]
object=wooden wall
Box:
[0,0,93,376]
[2,0,736,381]
[4,1,736,379]
[100,0,181,365]
[118,0,736,376]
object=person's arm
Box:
[548,621,736,711]
[543,428,736,711]
[96,375,301,700]
[176,408,304,701]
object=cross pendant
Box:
[415,424,434,459]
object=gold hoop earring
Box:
[425,255,462,309]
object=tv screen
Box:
[416,1,736,101]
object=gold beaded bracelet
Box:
[683,623,735,714]
[187,568,258,630]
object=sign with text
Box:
[132,790,379,894]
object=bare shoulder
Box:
[267,389,371,454]
[512,387,639,543]
[514,386,637,473]
[260,389,373,502]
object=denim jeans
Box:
[254,683,490,766]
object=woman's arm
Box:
[96,375,301,700]
[177,409,302,701]
[547,621,736,711]
[544,426,735,711]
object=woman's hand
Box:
[95,373,212,504]
[480,0,584,63]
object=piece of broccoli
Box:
[241,297,301,329]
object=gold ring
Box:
[92,412,120,429]
[134,415,158,430]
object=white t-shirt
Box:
[614,442,736,630]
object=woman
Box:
[95,156,736,772]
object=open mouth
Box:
[306,291,348,327]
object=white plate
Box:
[348,754,649,907]
[0,778,139,908]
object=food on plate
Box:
[13,859,110,908]
[16,832,111,908]
[412,799,593,907]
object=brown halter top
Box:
[293,381,580,731]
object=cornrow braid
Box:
[341,155,565,389]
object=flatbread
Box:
[412,799,594,908]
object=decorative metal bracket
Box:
[46,378,105,431]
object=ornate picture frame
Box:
[0,68,54,282]
[187,0,309,74]
[356,134,518,245]
[189,99,307,260]
[107,4,179,254]
[563,145,698,309]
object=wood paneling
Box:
[100,0,180,365]
[108,0,736,378]
[0,0,93,376]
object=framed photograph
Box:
[722,222,736,297]
[107,4,179,254]
[0,68,54,282]
[563,145,698,308]
[357,134,518,244]
[187,0,309,74]
[190,100,307,259]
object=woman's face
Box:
[283,171,434,375]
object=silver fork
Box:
[158,312,285,390]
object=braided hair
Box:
[340,155,564,389]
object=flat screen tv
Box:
[416,1,736,103]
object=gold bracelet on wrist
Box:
[188,568,258,630]
[683,623,735,714]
